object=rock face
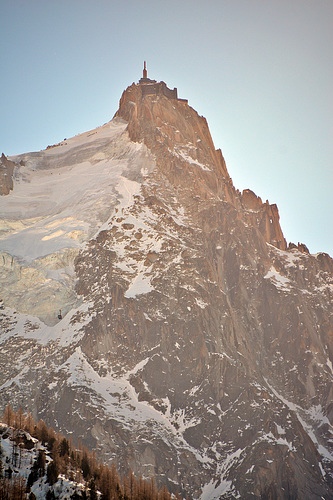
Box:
[0,153,15,195]
[0,80,333,499]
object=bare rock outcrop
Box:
[116,84,287,251]
[115,83,236,205]
[0,153,15,195]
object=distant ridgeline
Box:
[139,61,188,103]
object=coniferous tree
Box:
[15,407,25,430]
[59,437,70,457]
[89,478,98,500]
[24,411,35,435]
[46,427,56,452]
[116,482,124,500]
[100,462,122,500]
[3,404,14,426]
[158,484,171,500]
[36,449,46,476]
[36,420,48,445]
[1,406,176,500]
[81,450,91,479]
[47,460,59,485]
[128,470,137,500]
[27,467,38,489]
[27,448,46,489]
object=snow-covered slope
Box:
[1,80,333,499]
[0,423,86,499]
[0,118,155,325]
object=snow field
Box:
[0,118,155,324]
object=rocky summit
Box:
[0,70,333,499]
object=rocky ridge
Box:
[0,80,332,499]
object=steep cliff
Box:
[0,80,332,499]
[0,153,15,195]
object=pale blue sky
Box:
[1,0,332,255]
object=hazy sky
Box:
[1,0,332,255]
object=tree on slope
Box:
[2,404,14,427]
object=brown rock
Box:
[0,153,15,195]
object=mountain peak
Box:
[1,70,332,499]
[115,76,287,251]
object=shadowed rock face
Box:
[1,82,333,499]
[0,154,15,195]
